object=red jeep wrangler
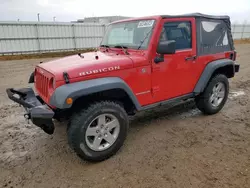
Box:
[7,13,240,162]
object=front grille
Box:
[35,69,50,100]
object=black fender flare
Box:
[193,59,235,94]
[49,77,141,110]
[28,71,35,83]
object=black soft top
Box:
[161,13,230,20]
[160,13,234,55]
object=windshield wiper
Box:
[100,44,110,48]
[114,45,130,55]
[100,44,114,53]
[137,27,154,50]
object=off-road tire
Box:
[195,74,229,115]
[67,101,129,162]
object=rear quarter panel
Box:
[195,52,233,86]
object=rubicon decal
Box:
[79,66,120,76]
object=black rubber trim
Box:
[50,77,141,110]
[28,71,35,83]
[63,72,70,84]
[235,64,240,72]
[141,93,194,111]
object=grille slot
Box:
[35,70,49,99]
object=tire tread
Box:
[195,74,229,115]
[67,101,128,162]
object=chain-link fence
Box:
[232,22,250,39]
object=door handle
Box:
[185,55,196,61]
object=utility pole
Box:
[37,13,40,22]
[53,16,56,22]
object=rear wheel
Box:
[67,101,129,162]
[195,74,229,115]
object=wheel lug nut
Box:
[96,130,99,133]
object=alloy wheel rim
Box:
[209,82,226,107]
[85,114,120,151]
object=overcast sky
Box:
[1,0,250,23]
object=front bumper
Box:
[6,88,55,134]
[235,64,240,73]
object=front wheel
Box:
[195,74,229,115]
[67,101,129,162]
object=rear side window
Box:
[162,21,192,50]
[198,20,231,55]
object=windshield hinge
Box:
[78,53,84,58]
[63,72,70,84]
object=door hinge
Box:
[152,66,161,72]
[152,86,160,94]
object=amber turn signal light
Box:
[66,97,73,105]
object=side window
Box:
[198,20,231,55]
[159,28,167,41]
[201,21,229,47]
[161,21,192,50]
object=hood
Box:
[38,51,134,81]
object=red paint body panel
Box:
[34,15,234,109]
[38,51,134,81]
[150,18,198,102]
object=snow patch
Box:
[229,91,245,99]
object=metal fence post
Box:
[241,22,246,39]
[35,24,41,53]
[232,24,236,39]
[103,24,106,37]
[72,24,77,50]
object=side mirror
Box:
[157,40,176,54]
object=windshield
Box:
[101,20,155,50]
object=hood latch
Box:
[63,72,70,84]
